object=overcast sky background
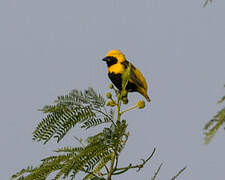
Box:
[1,0,225,179]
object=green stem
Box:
[107,93,122,180]
[107,152,116,180]
[151,163,163,180]
[114,155,119,170]
[104,165,109,174]
[116,95,121,123]
[120,105,138,115]
[93,108,116,127]
[171,166,187,180]
[116,105,120,122]
[112,164,132,175]
[112,148,156,175]
[81,168,99,178]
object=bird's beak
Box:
[102,57,108,61]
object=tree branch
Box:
[107,152,116,180]
[113,148,156,175]
[120,105,137,115]
[151,163,163,180]
[171,166,187,180]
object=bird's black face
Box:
[102,56,118,67]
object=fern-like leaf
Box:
[204,108,225,144]
[32,88,113,144]
[81,109,114,129]
[204,86,225,144]
[13,120,128,180]
[218,95,225,104]
[83,153,113,180]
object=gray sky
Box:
[1,0,225,179]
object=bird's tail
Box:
[144,93,151,102]
[138,88,151,103]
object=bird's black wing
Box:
[121,61,145,89]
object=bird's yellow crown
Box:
[106,50,126,63]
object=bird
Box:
[102,50,151,102]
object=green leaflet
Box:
[12,121,128,180]
[32,88,113,144]
[83,153,113,180]
[204,86,225,144]
[204,108,225,144]
[217,95,225,104]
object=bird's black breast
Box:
[108,72,137,92]
[108,72,122,90]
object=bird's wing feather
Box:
[122,61,146,89]
[130,66,145,89]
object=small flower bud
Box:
[122,96,128,104]
[106,101,111,106]
[136,100,145,109]
[109,84,114,89]
[121,89,128,97]
[108,100,115,107]
[106,92,112,99]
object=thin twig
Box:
[120,105,137,115]
[81,168,99,178]
[104,165,109,174]
[171,166,187,180]
[113,148,156,174]
[151,163,163,180]
[107,152,116,180]
[93,108,116,127]
[116,96,121,123]
[112,164,132,175]
[144,148,156,164]
[73,136,85,147]
[114,155,119,170]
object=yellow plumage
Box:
[102,50,151,102]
